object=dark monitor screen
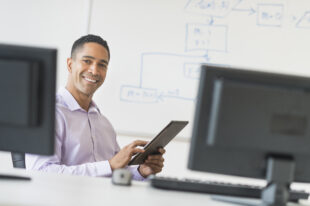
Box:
[188,64,310,183]
[0,44,56,155]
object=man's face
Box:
[67,42,109,97]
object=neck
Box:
[65,84,92,111]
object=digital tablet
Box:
[128,121,188,165]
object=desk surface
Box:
[0,169,310,206]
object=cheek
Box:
[73,70,80,80]
[101,71,107,80]
[73,65,84,78]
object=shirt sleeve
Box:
[25,108,113,177]
[25,154,113,177]
[128,165,146,181]
[26,153,144,179]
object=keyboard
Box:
[150,176,309,202]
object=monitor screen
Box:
[0,44,56,155]
[188,64,310,183]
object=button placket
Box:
[87,112,97,162]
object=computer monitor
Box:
[0,44,56,156]
[188,64,310,205]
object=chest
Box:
[64,112,116,154]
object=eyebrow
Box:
[82,55,108,64]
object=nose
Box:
[88,63,100,76]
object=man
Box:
[26,34,165,180]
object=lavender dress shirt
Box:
[25,87,144,181]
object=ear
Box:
[67,57,73,73]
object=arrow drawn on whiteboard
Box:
[232,0,256,15]
[232,7,256,15]
[296,11,310,29]
[157,89,195,102]
[206,16,214,25]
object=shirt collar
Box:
[58,87,100,114]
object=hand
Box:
[138,148,165,178]
[109,140,148,171]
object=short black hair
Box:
[71,34,110,60]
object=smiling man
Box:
[25,34,165,180]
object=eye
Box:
[83,59,91,64]
[98,63,107,69]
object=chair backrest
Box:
[11,152,26,169]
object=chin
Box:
[86,89,97,97]
[78,87,95,97]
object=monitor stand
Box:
[211,195,301,206]
[211,157,298,206]
[0,153,31,181]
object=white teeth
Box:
[84,77,97,83]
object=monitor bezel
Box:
[0,44,56,155]
[188,64,310,182]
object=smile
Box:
[83,77,98,83]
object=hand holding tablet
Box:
[128,121,188,165]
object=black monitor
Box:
[0,44,56,156]
[188,64,310,205]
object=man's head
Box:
[71,34,110,60]
[67,34,110,99]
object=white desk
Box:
[0,169,310,206]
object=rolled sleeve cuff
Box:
[129,165,146,181]
[96,160,113,177]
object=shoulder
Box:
[55,93,72,118]
[54,94,69,132]
[56,93,68,111]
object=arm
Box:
[25,108,113,177]
[25,148,113,177]
[25,140,146,178]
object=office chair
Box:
[11,152,26,169]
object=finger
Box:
[147,155,164,161]
[144,162,162,169]
[145,158,164,167]
[131,148,145,155]
[143,163,163,173]
[130,140,148,148]
[158,148,166,154]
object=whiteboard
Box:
[90,0,310,138]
